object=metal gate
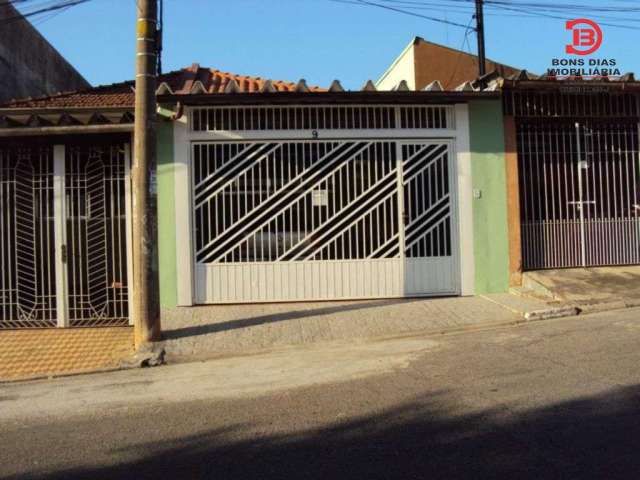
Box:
[0,142,130,328]
[518,120,640,269]
[192,139,458,303]
[0,146,57,327]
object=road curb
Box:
[624,299,640,309]
[521,300,640,322]
[577,301,627,315]
[524,306,579,321]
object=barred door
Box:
[64,145,130,326]
[0,146,57,328]
[518,120,640,269]
[0,143,130,328]
[580,122,640,266]
[192,140,458,303]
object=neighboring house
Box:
[0,64,509,329]
[376,36,520,91]
[0,2,89,103]
[378,37,640,286]
[487,71,640,286]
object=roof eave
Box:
[501,79,640,91]
[157,90,500,106]
[0,124,134,138]
[0,105,134,115]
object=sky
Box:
[20,0,640,90]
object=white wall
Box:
[375,41,415,91]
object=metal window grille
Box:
[65,144,129,326]
[399,106,453,129]
[193,140,454,265]
[504,90,639,118]
[191,106,453,132]
[193,141,401,263]
[0,146,57,328]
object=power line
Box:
[0,0,92,24]
[32,4,71,25]
[369,0,640,30]
[446,15,475,87]
[329,0,475,29]
[487,2,640,30]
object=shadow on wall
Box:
[18,384,640,479]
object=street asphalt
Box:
[2,307,640,479]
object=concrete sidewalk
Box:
[160,294,549,361]
[521,266,640,313]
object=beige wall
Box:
[413,41,520,90]
[377,37,521,91]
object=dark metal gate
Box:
[517,119,640,269]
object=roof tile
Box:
[2,65,324,109]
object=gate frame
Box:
[513,118,640,271]
[49,143,134,327]
[503,84,640,281]
[172,103,475,305]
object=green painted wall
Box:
[157,120,178,308]
[468,100,510,294]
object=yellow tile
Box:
[0,327,134,380]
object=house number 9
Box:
[311,130,319,139]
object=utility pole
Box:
[475,0,486,77]
[132,0,161,347]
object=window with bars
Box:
[190,106,454,132]
[504,90,639,118]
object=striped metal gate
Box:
[518,119,640,269]
[0,142,130,328]
[192,139,458,303]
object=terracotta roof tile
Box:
[2,64,324,109]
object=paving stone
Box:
[0,327,134,381]
[160,296,533,361]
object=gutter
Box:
[0,106,133,115]
[502,80,640,91]
[157,91,500,106]
[0,124,134,137]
